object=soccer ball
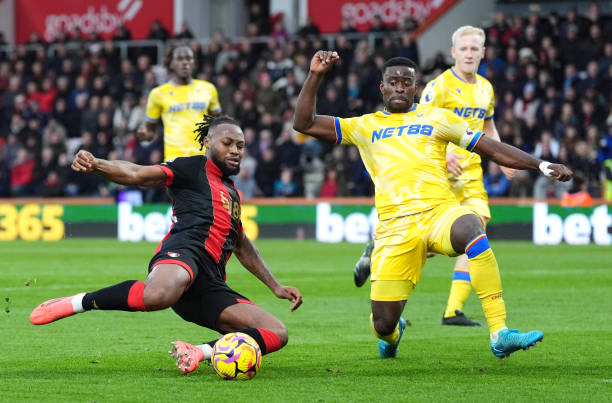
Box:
[211,332,262,380]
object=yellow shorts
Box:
[370,202,479,301]
[450,179,490,220]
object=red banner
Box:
[307,0,457,33]
[15,0,173,43]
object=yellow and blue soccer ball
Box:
[211,332,262,380]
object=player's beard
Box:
[211,154,241,177]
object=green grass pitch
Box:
[1,239,611,402]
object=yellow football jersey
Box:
[334,104,483,220]
[420,68,495,181]
[146,79,221,161]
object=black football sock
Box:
[82,280,147,311]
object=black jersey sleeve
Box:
[156,156,203,188]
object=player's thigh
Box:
[216,303,285,333]
[427,204,484,256]
[460,196,490,223]
[144,263,191,306]
[452,178,491,220]
[371,215,426,300]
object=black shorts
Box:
[149,243,253,332]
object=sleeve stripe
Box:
[466,131,484,151]
[146,116,160,122]
[484,114,494,120]
[155,164,174,187]
[333,116,342,144]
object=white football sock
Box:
[197,343,213,360]
[71,292,86,313]
[490,327,508,343]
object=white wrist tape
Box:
[539,161,554,177]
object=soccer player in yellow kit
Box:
[140,45,222,160]
[294,51,572,358]
[353,26,514,327]
[421,25,516,326]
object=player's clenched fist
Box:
[72,150,97,172]
[549,164,573,182]
[310,50,339,74]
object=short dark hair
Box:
[163,44,193,70]
[194,115,241,150]
[381,57,418,78]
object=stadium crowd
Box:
[0,3,611,201]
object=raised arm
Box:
[474,136,573,181]
[71,149,167,187]
[293,50,341,143]
[233,231,302,311]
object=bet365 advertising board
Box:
[0,201,610,245]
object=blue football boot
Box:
[378,317,407,358]
[490,328,543,359]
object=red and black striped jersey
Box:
[156,156,243,268]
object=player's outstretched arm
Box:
[71,149,167,187]
[234,231,303,311]
[474,136,573,181]
[293,50,340,143]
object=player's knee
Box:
[372,317,396,336]
[450,214,485,253]
[271,323,289,347]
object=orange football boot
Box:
[30,293,85,325]
[169,341,205,374]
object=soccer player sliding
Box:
[293,51,572,358]
[30,115,302,373]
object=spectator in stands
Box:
[147,19,170,42]
[297,16,321,38]
[513,83,540,121]
[276,127,301,170]
[175,21,195,40]
[274,168,298,197]
[255,147,280,197]
[255,72,283,116]
[483,162,511,197]
[10,148,36,196]
[347,146,371,196]
[300,149,324,198]
[397,32,419,66]
[571,140,601,196]
[319,169,339,198]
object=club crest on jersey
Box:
[167,252,180,258]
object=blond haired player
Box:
[354,26,514,327]
[295,50,572,358]
[422,25,516,326]
[139,45,222,161]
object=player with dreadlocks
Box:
[138,44,222,161]
[30,115,303,374]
